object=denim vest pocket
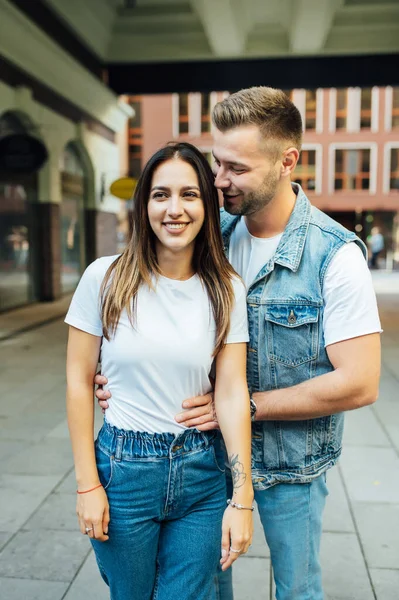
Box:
[311,416,335,456]
[265,304,319,367]
[262,420,310,470]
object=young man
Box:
[96,87,381,599]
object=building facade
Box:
[0,1,132,312]
[125,87,399,268]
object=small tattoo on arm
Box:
[229,454,247,489]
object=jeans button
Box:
[172,444,182,452]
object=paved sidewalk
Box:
[0,294,72,342]
[0,272,398,599]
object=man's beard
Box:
[224,170,279,217]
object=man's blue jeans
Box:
[213,473,329,600]
[91,422,227,600]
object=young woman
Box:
[65,142,253,600]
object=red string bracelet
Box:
[77,483,103,495]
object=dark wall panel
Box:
[108,54,399,95]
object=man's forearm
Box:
[252,368,377,421]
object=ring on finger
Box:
[230,547,241,554]
[85,526,93,534]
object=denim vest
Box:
[221,185,367,490]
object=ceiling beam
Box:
[190,0,248,57]
[108,53,399,95]
[290,0,343,54]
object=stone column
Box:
[36,151,62,301]
[33,202,61,301]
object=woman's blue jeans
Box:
[91,422,227,600]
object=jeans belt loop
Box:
[115,435,124,462]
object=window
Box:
[292,150,316,191]
[390,148,399,190]
[360,88,372,129]
[128,96,142,179]
[305,90,317,131]
[334,149,370,191]
[392,87,399,128]
[336,89,348,130]
[178,94,189,134]
[202,151,213,166]
[201,94,211,133]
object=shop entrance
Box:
[0,112,40,311]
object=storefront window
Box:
[0,183,34,310]
[60,144,86,294]
[0,112,37,311]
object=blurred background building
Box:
[123,87,399,267]
[0,0,133,312]
[1,0,398,312]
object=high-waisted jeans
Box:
[91,421,227,600]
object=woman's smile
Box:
[162,221,191,233]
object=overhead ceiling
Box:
[43,0,399,63]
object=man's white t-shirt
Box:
[229,218,381,347]
[65,256,249,434]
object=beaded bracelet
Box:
[227,499,255,511]
[77,483,103,495]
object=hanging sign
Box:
[110,177,137,200]
[0,134,48,174]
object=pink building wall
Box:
[123,87,399,262]
[136,88,398,215]
[141,95,175,163]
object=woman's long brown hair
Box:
[101,142,237,355]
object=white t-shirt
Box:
[229,218,381,348]
[65,256,249,434]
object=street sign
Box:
[110,176,137,200]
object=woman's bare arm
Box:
[66,326,102,488]
[214,341,253,570]
[66,326,109,542]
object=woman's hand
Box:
[76,486,110,543]
[220,505,253,571]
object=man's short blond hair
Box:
[212,87,303,155]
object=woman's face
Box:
[147,158,205,256]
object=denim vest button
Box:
[248,348,257,353]
[288,310,297,324]
[172,444,182,452]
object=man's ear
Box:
[281,147,300,178]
